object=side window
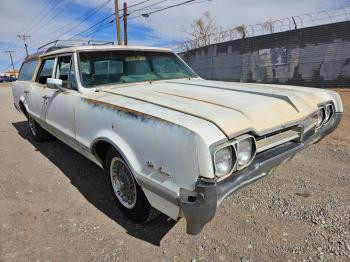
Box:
[18,60,38,81]
[36,58,55,84]
[56,56,77,90]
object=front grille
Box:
[255,114,318,153]
[256,129,300,153]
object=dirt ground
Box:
[0,83,349,262]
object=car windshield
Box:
[78,51,197,88]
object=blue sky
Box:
[0,0,349,72]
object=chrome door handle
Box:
[42,95,51,99]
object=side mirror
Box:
[47,78,63,91]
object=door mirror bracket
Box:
[47,78,64,91]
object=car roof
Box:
[42,45,173,57]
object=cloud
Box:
[0,0,347,71]
[0,0,110,70]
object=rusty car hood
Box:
[97,78,334,138]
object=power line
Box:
[2,48,27,72]
[68,0,156,40]
[77,0,205,40]
[134,0,210,10]
[69,13,115,40]
[31,0,112,47]
[128,0,153,9]
[69,0,174,40]
[107,0,171,24]
[15,0,201,51]
[138,0,197,18]
[80,19,115,38]
[6,0,108,54]
[28,0,74,37]
[53,0,112,40]
[18,0,56,35]
[0,46,27,73]
[128,0,171,15]
[25,0,58,35]
[37,0,150,44]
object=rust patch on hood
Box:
[82,97,163,122]
[81,97,187,130]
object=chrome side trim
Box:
[30,114,102,168]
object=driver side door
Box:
[42,54,79,141]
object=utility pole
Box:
[123,2,128,45]
[4,51,15,73]
[17,34,30,57]
[114,0,122,45]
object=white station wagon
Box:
[12,42,343,234]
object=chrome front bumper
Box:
[179,112,342,235]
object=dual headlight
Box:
[214,135,256,178]
[316,103,334,128]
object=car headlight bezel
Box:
[323,103,333,124]
[236,135,257,170]
[213,134,257,178]
[213,145,236,178]
[316,102,334,128]
[316,106,326,128]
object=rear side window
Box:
[36,58,55,84]
[18,60,38,81]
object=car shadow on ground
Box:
[12,120,177,246]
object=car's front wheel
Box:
[105,149,159,223]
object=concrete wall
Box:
[181,21,350,87]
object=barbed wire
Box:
[177,6,350,52]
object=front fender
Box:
[90,126,200,220]
[77,96,219,219]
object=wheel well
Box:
[93,140,119,169]
[19,101,28,118]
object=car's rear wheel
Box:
[28,115,52,142]
[105,149,159,223]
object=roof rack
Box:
[37,39,115,53]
